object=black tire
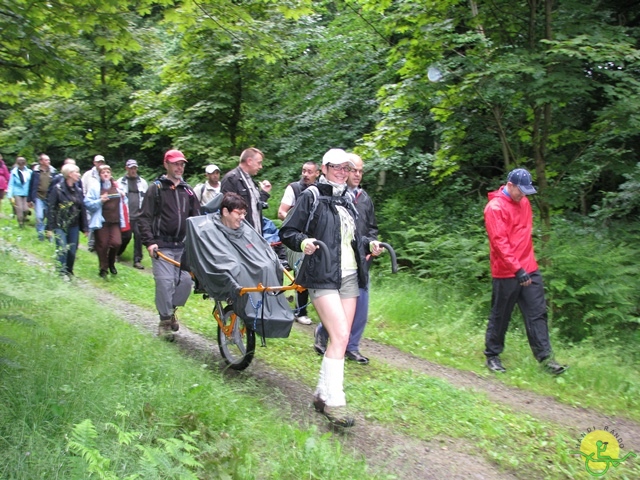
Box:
[216,305,255,370]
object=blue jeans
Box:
[347,287,369,352]
[35,198,47,239]
[54,226,80,275]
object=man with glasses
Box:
[221,147,271,234]
[278,161,320,325]
[138,149,200,341]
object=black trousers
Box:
[118,220,143,263]
[484,270,552,362]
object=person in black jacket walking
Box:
[138,149,200,341]
[46,164,88,279]
[280,148,383,427]
[314,154,380,364]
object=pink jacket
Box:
[0,160,9,191]
[484,187,538,278]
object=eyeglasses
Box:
[326,163,352,172]
[232,210,247,218]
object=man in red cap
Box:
[138,149,200,340]
[483,168,567,375]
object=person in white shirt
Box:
[194,164,222,207]
[278,161,320,325]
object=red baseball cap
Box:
[164,149,187,163]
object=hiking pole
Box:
[153,248,181,267]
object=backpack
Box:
[152,178,196,216]
[303,185,357,234]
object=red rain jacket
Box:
[484,187,538,278]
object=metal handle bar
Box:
[294,239,329,285]
[378,242,398,274]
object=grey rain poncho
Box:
[185,212,294,338]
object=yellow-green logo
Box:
[574,427,637,477]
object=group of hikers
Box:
[0,147,567,428]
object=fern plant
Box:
[67,416,204,479]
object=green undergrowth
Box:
[0,249,372,479]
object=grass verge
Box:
[0,248,371,479]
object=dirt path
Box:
[17,247,640,478]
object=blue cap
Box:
[507,168,537,195]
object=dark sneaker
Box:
[346,350,369,365]
[314,324,328,356]
[170,314,179,332]
[542,359,568,375]
[158,319,175,342]
[322,405,355,428]
[99,269,108,279]
[109,265,118,275]
[133,262,144,269]
[486,356,506,373]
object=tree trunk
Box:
[530,0,553,242]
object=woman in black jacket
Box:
[47,164,88,279]
[280,148,382,427]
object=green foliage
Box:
[592,162,640,221]
[375,179,489,293]
[542,219,640,344]
[67,420,118,480]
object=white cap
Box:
[94,155,105,163]
[322,148,353,166]
[205,164,220,174]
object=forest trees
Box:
[356,0,640,222]
[1,0,639,340]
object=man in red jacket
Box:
[483,168,567,375]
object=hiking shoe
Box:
[170,314,180,332]
[133,262,144,269]
[486,356,506,373]
[322,405,355,428]
[346,350,369,365]
[296,315,313,325]
[542,358,568,375]
[99,269,108,279]
[109,265,118,275]
[314,324,328,356]
[158,319,175,342]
